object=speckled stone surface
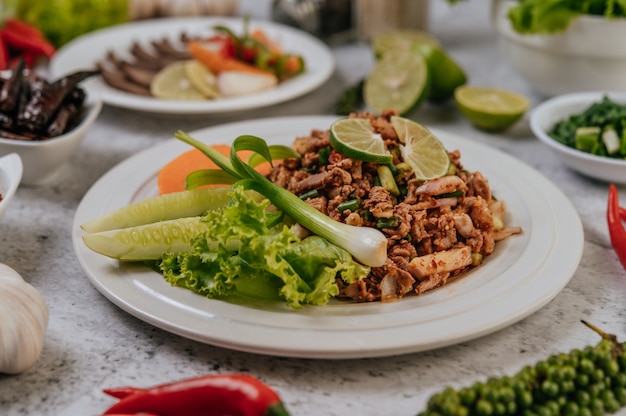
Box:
[1,2,626,416]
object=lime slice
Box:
[372,30,441,59]
[364,50,429,116]
[183,59,220,99]
[150,61,206,100]
[391,116,450,180]
[329,118,393,164]
[454,86,529,131]
[414,43,467,103]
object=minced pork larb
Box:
[266,111,522,303]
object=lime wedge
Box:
[372,30,440,59]
[454,86,529,131]
[183,59,220,99]
[414,43,467,103]
[329,118,393,164]
[364,50,429,116]
[391,116,450,180]
[150,61,206,100]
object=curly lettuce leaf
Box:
[508,0,626,34]
[160,186,370,309]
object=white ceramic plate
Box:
[49,17,334,115]
[0,153,23,221]
[72,116,583,359]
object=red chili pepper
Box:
[102,373,290,416]
[607,184,626,269]
[0,35,8,70]
[3,18,46,41]
[0,26,55,58]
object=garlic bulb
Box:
[0,263,48,374]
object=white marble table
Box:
[2,1,626,415]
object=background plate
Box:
[72,116,583,359]
[50,18,335,114]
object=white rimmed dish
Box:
[0,153,23,221]
[0,95,102,186]
[49,17,335,115]
[530,91,626,184]
[494,0,626,97]
[72,116,583,359]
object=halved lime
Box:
[183,59,220,99]
[391,116,450,180]
[414,43,467,103]
[454,86,529,131]
[329,118,393,164]
[372,30,441,59]
[364,50,430,116]
[150,61,206,100]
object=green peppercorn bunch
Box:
[418,322,626,416]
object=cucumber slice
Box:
[81,187,231,233]
[82,217,208,260]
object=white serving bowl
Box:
[530,91,626,183]
[494,1,626,97]
[0,153,23,221]
[0,95,102,186]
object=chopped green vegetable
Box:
[575,126,600,152]
[603,126,621,155]
[549,95,626,159]
[377,165,400,196]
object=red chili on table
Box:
[0,18,55,70]
[102,373,291,416]
[607,184,626,269]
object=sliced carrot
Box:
[157,144,272,195]
[250,28,282,55]
[188,40,271,75]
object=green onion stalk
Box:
[174,131,388,268]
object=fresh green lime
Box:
[454,86,530,131]
[391,116,450,180]
[329,118,393,164]
[372,30,441,59]
[414,43,467,103]
[364,50,430,116]
[150,61,206,100]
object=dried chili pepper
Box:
[607,184,626,269]
[101,373,291,416]
[0,58,25,113]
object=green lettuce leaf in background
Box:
[507,0,626,34]
[6,0,129,47]
[160,185,370,309]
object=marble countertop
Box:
[2,1,626,415]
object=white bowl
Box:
[530,91,626,183]
[0,153,23,221]
[0,95,102,186]
[494,1,626,97]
